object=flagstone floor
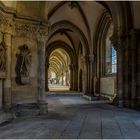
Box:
[0,93,140,139]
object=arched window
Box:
[105,24,117,75]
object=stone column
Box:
[45,62,49,91]
[3,33,12,109]
[73,64,78,91]
[37,37,46,99]
[111,35,126,107]
[88,55,95,96]
[61,72,64,85]
[84,56,89,94]
[37,36,48,115]
[65,70,69,86]
[130,29,140,109]
[117,45,124,107]
[0,32,3,109]
[69,64,74,90]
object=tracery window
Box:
[104,24,117,75]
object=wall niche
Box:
[15,44,32,85]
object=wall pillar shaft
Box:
[69,64,74,90]
[37,38,46,100]
[88,55,94,96]
[3,33,12,109]
[117,45,124,107]
[45,62,49,91]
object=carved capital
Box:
[0,13,15,35]
[15,21,48,40]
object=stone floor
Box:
[0,93,140,139]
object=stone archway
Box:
[45,41,78,92]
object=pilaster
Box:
[0,13,15,109]
[3,33,12,109]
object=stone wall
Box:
[11,37,38,104]
[0,33,3,108]
[0,80,2,109]
[0,1,48,108]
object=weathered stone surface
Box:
[0,110,14,125]
[38,100,48,115]
[14,103,40,117]
[0,94,140,139]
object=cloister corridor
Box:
[1,1,140,139]
[0,93,140,139]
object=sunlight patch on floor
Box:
[49,84,70,91]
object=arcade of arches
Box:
[0,1,140,127]
[48,48,70,91]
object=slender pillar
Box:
[82,55,97,100]
[73,64,78,91]
[117,45,124,107]
[45,62,49,91]
[3,33,12,109]
[84,56,89,94]
[61,72,64,85]
[37,37,46,100]
[37,36,48,115]
[65,70,69,86]
[69,64,74,90]
[88,55,95,96]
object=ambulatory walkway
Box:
[0,93,140,139]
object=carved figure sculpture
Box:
[0,42,6,78]
[15,44,32,85]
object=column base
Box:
[38,100,48,115]
[4,87,12,109]
[45,88,49,92]
[69,88,73,91]
[0,109,14,125]
[118,100,124,108]
[14,103,40,117]
[82,94,99,101]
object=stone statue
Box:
[15,44,32,85]
[0,42,6,78]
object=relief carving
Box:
[0,13,15,34]
[15,22,48,39]
[15,44,32,85]
[0,42,6,78]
